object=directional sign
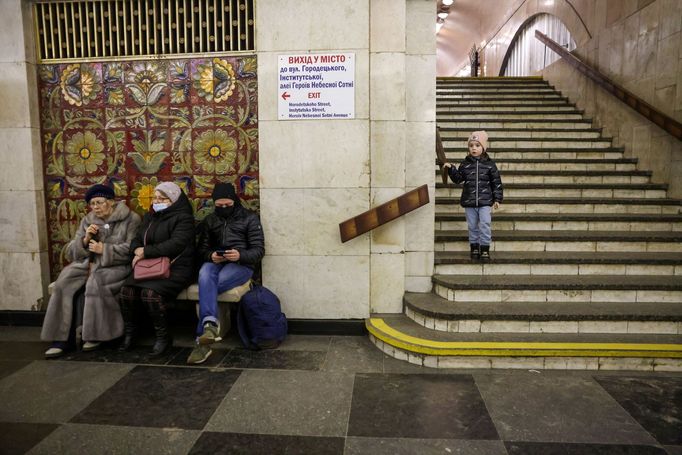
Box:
[278,53,355,120]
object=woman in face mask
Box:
[118,182,196,356]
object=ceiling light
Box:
[437,12,448,19]
[442,0,454,5]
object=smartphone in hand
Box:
[215,250,228,255]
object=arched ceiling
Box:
[437,0,526,76]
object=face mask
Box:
[153,202,170,212]
[215,206,235,218]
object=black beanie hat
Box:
[212,183,238,201]
[85,184,115,203]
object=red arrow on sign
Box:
[281,92,290,100]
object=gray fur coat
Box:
[41,202,141,342]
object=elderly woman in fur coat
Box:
[41,184,141,358]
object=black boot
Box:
[148,301,172,356]
[480,245,491,262]
[470,243,480,261]
[118,300,136,352]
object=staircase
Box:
[368,77,682,371]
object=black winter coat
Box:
[124,192,196,299]
[197,205,265,269]
[447,154,503,207]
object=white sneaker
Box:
[82,341,101,351]
[44,347,64,358]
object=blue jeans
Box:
[464,206,492,245]
[197,262,253,335]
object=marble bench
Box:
[47,279,252,338]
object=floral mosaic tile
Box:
[38,56,259,278]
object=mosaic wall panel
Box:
[38,56,259,278]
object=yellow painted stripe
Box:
[367,318,682,358]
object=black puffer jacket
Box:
[447,153,503,207]
[124,192,196,299]
[197,205,265,269]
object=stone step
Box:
[404,292,682,334]
[433,251,682,276]
[435,197,681,214]
[438,112,585,120]
[367,315,682,370]
[440,129,602,139]
[438,120,594,129]
[436,88,558,94]
[434,212,682,232]
[435,230,682,252]
[496,171,651,184]
[498,161,636,171]
[444,150,624,159]
[437,80,549,87]
[438,95,565,102]
[444,137,614,148]
[437,76,545,82]
[432,274,682,303]
[438,105,578,113]
[435,184,667,199]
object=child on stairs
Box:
[443,131,504,261]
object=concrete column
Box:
[0,0,49,310]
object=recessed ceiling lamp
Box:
[442,0,454,5]
[437,12,448,19]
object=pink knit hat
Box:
[468,130,489,150]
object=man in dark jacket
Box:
[187,183,265,364]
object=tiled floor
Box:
[1,327,681,455]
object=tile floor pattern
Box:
[0,328,681,455]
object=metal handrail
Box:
[535,30,682,140]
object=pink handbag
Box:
[134,256,171,281]
[133,223,177,281]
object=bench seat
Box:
[47,280,253,338]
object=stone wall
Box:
[541,0,682,197]
[0,1,49,310]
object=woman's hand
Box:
[443,163,452,169]
[83,224,99,246]
[493,202,500,210]
[87,240,104,255]
[132,247,145,268]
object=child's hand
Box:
[493,202,500,210]
[443,163,452,169]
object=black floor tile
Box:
[505,441,668,454]
[167,347,231,367]
[0,422,60,455]
[60,344,182,365]
[70,365,242,429]
[188,432,345,455]
[475,372,657,444]
[345,437,508,454]
[0,342,47,361]
[596,376,682,445]
[220,348,325,370]
[0,360,31,381]
[347,373,499,439]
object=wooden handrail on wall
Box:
[535,30,682,140]
[339,184,430,243]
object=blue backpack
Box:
[236,285,287,350]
